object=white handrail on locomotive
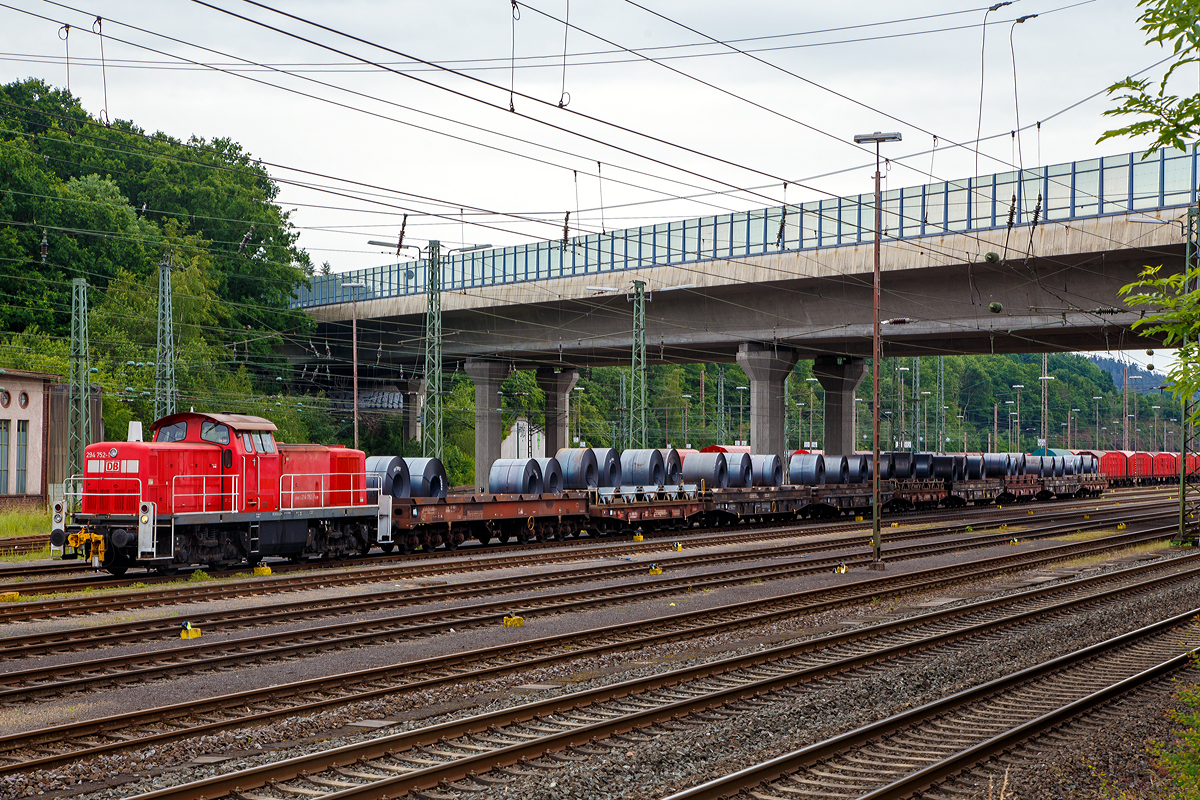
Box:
[170,473,241,514]
[279,471,368,510]
[51,475,146,557]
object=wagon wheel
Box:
[379,542,396,554]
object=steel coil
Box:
[953,455,966,481]
[983,453,1009,477]
[966,455,986,480]
[365,455,411,501]
[405,457,448,499]
[591,447,621,487]
[889,452,915,480]
[824,455,849,484]
[621,449,666,487]
[1008,453,1026,475]
[1025,456,1044,478]
[659,449,683,484]
[875,452,894,480]
[724,452,753,488]
[750,454,783,487]
[681,451,727,488]
[556,448,600,489]
[488,459,543,495]
[1053,456,1065,477]
[930,455,956,480]
[535,457,563,494]
[789,453,825,486]
[844,455,868,484]
[913,453,934,480]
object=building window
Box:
[0,391,9,408]
[17,392,27,409]
[0,421,8,494]
[14,421,25,494]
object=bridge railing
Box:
[294,147,1197,309]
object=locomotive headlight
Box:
[140,514,150,524]
[53,513,62,524]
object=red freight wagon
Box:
[1128,451,1153,481]
[701,445,752,454]
[1099,451,1128,481]
[1153,452,1178,480]
[1190,455,1200,478]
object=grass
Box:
[0,506,49,538]
[1052,528,1121,542]
[1054,539,1172,569]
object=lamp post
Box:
[1004,400,1015,450]
[853,129,902,569]
[897,366,910,449]
[1011,384,1024,452]
[681,394,692,448]
[736,386,748,445]
[572,385,585,444]
[1071,409,1081,450]
[1152,405,1161,450]
[796,402,804,450]
[920,390,931,451]
[806,377,819,449]
[340,280,366,450]
[1093,396,1103,449]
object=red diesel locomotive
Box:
[50,411,389,575]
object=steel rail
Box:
[663,611,1200,800]
[115,566,1200,800]
[2,542,1197,778]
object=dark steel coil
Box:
[824,455,849,484]
[953,455,967,480]
[913,453,934,480]
[1008,453,1026,475]
[405,457,448,499]
[591,447,621,487]
[750,454,783,487]
[488,459,543,495]
[889,452,915,480]
[789,453,825,486]
[535,457,563,494]
[1053,455,1065,477]
[365,455,411,501]
[681,451,727,488]
[930,455,956,480]
[724,452,753,488]
[621,449,666,487]
[659,448,683,484]
[1025,456,1044,478]
[844,455,868,484]
[966,455,986,480]
[556,448,600,489]
[983,453,1009,477]
[875,452,894,480]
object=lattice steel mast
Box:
[1179,208,1200,544]
[423,240,443,460]
[630,279,647,448]
[154,253,177,420]
[68,278,89,479]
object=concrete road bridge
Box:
[291,147,1194,485]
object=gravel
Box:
[0,532,1190,799]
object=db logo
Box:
[104,460,121,472]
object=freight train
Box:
[51,411,1111,576]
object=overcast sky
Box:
[2,0,1183,370]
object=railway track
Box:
[0,505,1168,668]
[0,532,1192,780]
[0,535,48,556]
[665,612,1200,800]
[0,492,1169,606]
[0,487,1161,588]
[75,540,1200,800]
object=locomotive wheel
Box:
[106,565,128,577]
[155,564,179,576]
[380,543,396,554]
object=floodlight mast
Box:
[852,131,902,570]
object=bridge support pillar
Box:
[736,343,798,459]
[465,359,509,491]
[813,354,867,457]
[536,367,578,457]
[401,379,424,444]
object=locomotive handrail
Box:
[170,473,240,514]
[279,471,367,510]
[62,475,144,515]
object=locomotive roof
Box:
[153,411,279,432]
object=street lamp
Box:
[1011,384,1024,452]
[1093,396,1103,449]
[736,386,748,446]
[1152,405,1161,451]
[853,129,902,569]
[340,280,366,450]
[806,377,819,450]
[920,390,931,451]
[681,394,692,448]
[572,385,585,444]
[796,402,805,450]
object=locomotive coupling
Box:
[67,530,105,569]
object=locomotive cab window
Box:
[254,432,277,453]
[242,433,256,453]
[200,422,230,445]
[155,421,188,443]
